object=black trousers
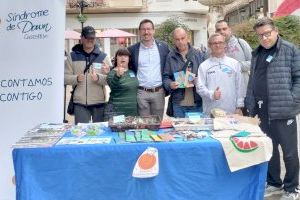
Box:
[256,99,299,192]
[74,104,105,124]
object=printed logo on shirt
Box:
[287,119,294,126]
[207,71,215,75]
[220,65,233,76]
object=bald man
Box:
[163,27,206,117]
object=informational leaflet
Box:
[56,137,112,145]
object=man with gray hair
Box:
[245,17,300,200]
[196,33,243,115]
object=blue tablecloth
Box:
[13,134,267,200]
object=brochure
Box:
[174,70,195,88]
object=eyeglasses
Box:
[140,28,153,32]
[257,30,273,39]
[209,41,225,46]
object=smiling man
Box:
[245,17,300,200]
[128,19,169,119]
[196,33,243,115]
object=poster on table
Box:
[0,0,65,199]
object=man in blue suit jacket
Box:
[128,19,169,119]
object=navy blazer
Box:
[128,39,170,76]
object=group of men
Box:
[65,17,300,200]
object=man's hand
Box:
[234,108,243,116]
[214,87,221,100]
[170,81,179,90]
[90,68,98,81]
[101,63,110,75]
[77,73,85,82]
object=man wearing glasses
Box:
[65,26,111,124]
[245,17,300,200]
[196,33,243,115]
[128,19,169,119]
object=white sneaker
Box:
[280,191,299,200]
[264,185,283,197]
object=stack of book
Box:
[12,123,71,148]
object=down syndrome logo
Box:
[5,9,52,40]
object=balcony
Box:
[66,0,146,14]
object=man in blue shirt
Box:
[128,19,169,119]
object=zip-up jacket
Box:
[196,56,244,114]
[128,39,169,76]
[163,44,206,104]
[64,44,111,106]
[245,37,300,119]
[225,36,252,98]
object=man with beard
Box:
[215,20,252,109]
[128,19,169,119]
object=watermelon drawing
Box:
[230,136,259,153]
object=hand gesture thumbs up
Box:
[214,87,221,100]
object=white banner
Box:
[0,1,65,199]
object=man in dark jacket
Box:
[65,26,111,124]
[128,19,169,119]
[245,17,300,200]
[163,27,205,117]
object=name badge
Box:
[93,63,102,69]
[266,55,273,63]
[129,72,135,77]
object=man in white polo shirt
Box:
[128,19,169,119]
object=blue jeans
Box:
[172,102,202,118]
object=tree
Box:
[274,16,300,47]
[232,16,300,48]
[155,17,190,47]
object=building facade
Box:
[224,0,300,25]
[66,0,209,56]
